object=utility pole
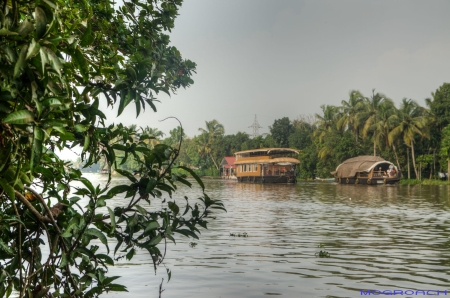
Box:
[249,114,262,138]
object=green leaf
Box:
[61,218,79,238]
[95,254,114,266]
[43,47,63,77]
[79,177,95,194]
[126,67,137,81]
[39,47,49,74]
[115,169,137,182]
[0,28,18,36]
[14,44,28,78]
[26,39,41,61]
[144,221,160,233]
[59,252,69,268]
[72,48,89,81]
[83,134,90,152]
[74,247,95,259]
[107,207,116,232]
[85,228,109,254]
[74,124,87,132]
[2,110,34,125]
[35,7,47,39]
[0,240,13,255]
[127,213,138,228]
[108,284,128,292]
[168,201,179,215]
[106,185,131,198]
[42,98,62,107]
[177,166,205,191]
[147,234,162,246]
[30,127,44,170]
[175,229,199,240]
[125,248,134,260]
[80,22,94,46]
[135,205,147,216]
[17,20,35,37]
[35,166,53,179]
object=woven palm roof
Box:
[331,156,394,178]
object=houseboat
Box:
[234,148,300,183]
[331,156,401,185]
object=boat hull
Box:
[237,175,297,183]
[334,177,400,185]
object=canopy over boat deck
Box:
[234,148,300,183]
[331,155,401,185]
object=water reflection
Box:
[78,175,450,297]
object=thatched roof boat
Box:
[331,156,401,185]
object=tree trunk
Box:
[209,152,219,170]
[373,133,376,156]
[407,148,410,179]
[411,141,418,179]
[392,144,401,170]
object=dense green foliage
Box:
[0,0,224,297]
[114,86,450,181]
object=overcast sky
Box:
[78,0,450,159]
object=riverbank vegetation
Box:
[80,85,450,182]
[0,0,225,297]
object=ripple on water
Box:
[80,177,450,297]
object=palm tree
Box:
[314,105,339,142]
[142,127,165,148]
[198,120,225,141]
[197,120,225,170]
[196,133,217,169]
[358,90,394,156]
[369,102,400,167]
[388,99,428,178]
[337,90,364,142]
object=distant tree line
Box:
[77,83,450,180]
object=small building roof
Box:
[221,157,236,169]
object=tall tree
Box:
[388,99,428,178]
[337,90,364,142]
[142,127,165,148]
[359,90,393,156]
[197,120,225,170]
[314,105,339,142]
[428,83,450,130]
[270,117,293,147]
[164,126,185,147]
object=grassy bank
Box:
[399,179,450,185]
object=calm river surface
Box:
[86,174,450,298]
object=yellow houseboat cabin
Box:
[234,148,300,183]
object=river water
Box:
[84,174,450,298]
